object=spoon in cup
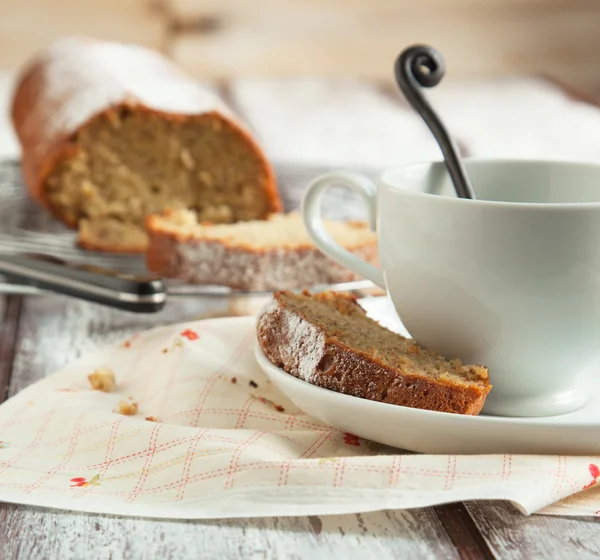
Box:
[394,44,477,200]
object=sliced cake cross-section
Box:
[257,291,491,415]
[146,210,378,290]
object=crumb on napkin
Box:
[115,398,138,416]
[88,367,116,392]
[145,416,159,422]
[255,396,285,413]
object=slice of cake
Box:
[257,291,491,415]
[145,209,378,290]
[11,37,281,253]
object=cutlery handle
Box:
[0,253,167,313]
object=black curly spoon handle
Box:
[395,44,476,200]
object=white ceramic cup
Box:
[302,158,600,417]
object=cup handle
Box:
[302,171,385,288]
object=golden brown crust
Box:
[10,40,281,239]
[11,57,70,218]
[77,224,148,253]
[77,239,146,254]
[257,291,491,415]
[145,221,180,275]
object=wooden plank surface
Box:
[3,0,600,96]
[466,501,600,559]
[0,504,459,560]
[435,504,496,560]
[0,0,164,69]
[166,0,600,94]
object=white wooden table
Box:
[2,73,600,559]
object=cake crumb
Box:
[115,398,138,416]
[145,416,159,422]
[249,380,258,388]
[231,377,237,384]
[407,344,420,356]
[469,365,489,380]
[198,171,213,187]
[179,147,195,170]
[88,367,116,392]
[256,396,285,413]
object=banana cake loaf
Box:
[257,291,491,415]
[11,37,280,252]
[146,209,378,290]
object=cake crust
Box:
[257,291,491,415]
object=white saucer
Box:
[255,343,600,455]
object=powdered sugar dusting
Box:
[281,308,325,383]
[148,209,377,290]
[257,295,326,384]
[19,37,233,155]
[152,227,375,290]
[174,239,369,290]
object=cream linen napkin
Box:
[0,302,598,519]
